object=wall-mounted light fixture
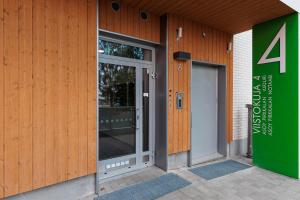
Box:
[176,27,183,41]
[173,51,191,61]
[227,42,232,53]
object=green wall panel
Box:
[253,13,299,178]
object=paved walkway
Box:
[85,159,300,200]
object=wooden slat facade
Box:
[99,0,160,43]
[167,14,233,154]
[0,0,3,197]
[0,0,97,198]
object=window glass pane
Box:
[98,63,136,160]
[99,39,152,61]
[142,69,149,152]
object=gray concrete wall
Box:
[6,174,96,200]
[229,138,248,157]
[168,152,188,169]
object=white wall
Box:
[280,0,300,12]
[233,30,252,140]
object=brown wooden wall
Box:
[99,0,160,43]
[167,14,233,155]
[0,0,97,198]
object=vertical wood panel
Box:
[87,0,97,173]
[127,4,134,36]
[212,29,217,62]
[204,26,209,61]
[78,0,88,176]
[99,0,107,30]
[182,19,191,151]
[106,0,113,31]
[177,17,183,152]
[208,27,213,62]
[172,15,179,152]
[199,24,205,60]
[145,12,151,41]
[120,0,128,35]
[113,1,121,33]
[219,32,222,63]
[56,0,68,182]
[32,0,46,189]
[0,0,3,197]
[133,6,139,38]
[227,37,233,142]
[154,16,160,42]
[4,0,19,196]
[139,11,146,40]
[18,0,33,192]
[68,0,80,179]
[167,14,233,154]
[45,0,59,185]
[191,21,196,62]
[150,13,156,42]
[195,23,200,61]
[181,20,187,152]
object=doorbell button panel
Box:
[176,92,184,109]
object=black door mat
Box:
[189,160,251,180]
[95,173,191,200]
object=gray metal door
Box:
[191,64,218,163]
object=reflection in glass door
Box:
[142,69,149,152]
[98,63,137,161]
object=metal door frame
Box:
[189,60,228,166]
[97,36,156,180]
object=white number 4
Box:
[258,23,286,73]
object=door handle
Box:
[136,108,140,129]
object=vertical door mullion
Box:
[140,68,145,162]
[151,67,155,163]
[136,67,141,166]
[149,68,154,163]
[139,67,143,165]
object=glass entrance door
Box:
[97,52,154,179]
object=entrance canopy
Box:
[123,0,295,33]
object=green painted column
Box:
[253,13,299,178]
